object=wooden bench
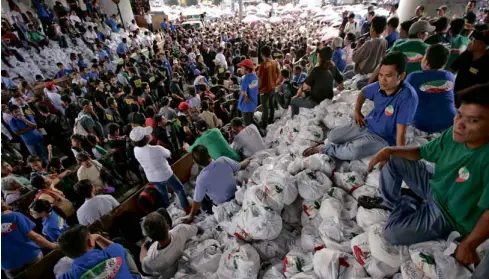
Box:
[14,153,194,279]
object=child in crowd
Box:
[332,37,347,72]
[291,65,307,87]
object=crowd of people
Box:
[1,0,489,278]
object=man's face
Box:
[453,103,489,144]
[348,17,354,23]
[14,97,24,105]
[378,64,403,92]
[416,7,423,16]
[438,10,445,17]
[12,109,23,118]
[84,103,93,113]
[368,14,373,22]
[29,161,43,172]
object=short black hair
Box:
[106,97,116,106]
[142,212,168,241]
[450,18,465,35]
[434,16,449,32]
[230,117,243,127]
[380,52,408,75]
[281,69,290,79]
[400,20,414,33]
[345,32,356,43]
[391,3,399,9]
[74,179,93,198]
[161,97,170,106]
[371,16,388,34]
[29,199,52,214]
[195,119,208,132]
[61,94,72,103]
[388,17,400,29]
[465,11,476,24]
[201,100,209,111]
[31,175,47,190]
[107,123,120,136]
[261,46,271,58]
[348,12,355,18]
[38,104,50,114]
[58,225,90,259]
[368,11,375,17]
[146,106,155,118]
[27,155,42,163]
[134,136,150,147]
[426,44,449,70]
[459,85,489,106]
[192,145,210,166]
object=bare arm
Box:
[367,146,422,172]
[353,89,367,127]
[27,230,57,250]
[369,65,380,84]
[139,239,149,263]
[239,158,251,170]
[456,211,489,265]
[396,124,407,146]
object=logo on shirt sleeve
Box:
[79,257,122,279]
[1,223,17,235]
[405,52,424,63]
[384,105,394,116]
[249,80,258,89]
[419,80,454,93]
[456,167,470,182]
[57,215,65,229]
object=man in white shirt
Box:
[84,26,97,45]
[128,19,138,32]
[74,179,120,226]
[215,47,228,71]
[230,117,265,158]
[130,126,191,212]
[44,82,65,114]
[140,212,198,278]
[344,13,360,36]
[144,12,153,31]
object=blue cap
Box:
[193,69,201,76]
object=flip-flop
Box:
[302,143,322,157]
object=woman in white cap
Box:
[130,126,191,213]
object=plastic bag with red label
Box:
[216,244,260,279]
[183,239,222,273]
[300,223,325,252]
[296,170,333,201]
[332,172,365,193]
[213,200,241,223]
[242,184,284,212]
[301,199,323,228]
[242,203,283,240]
[288,154,335,176]
[313,248,367,279]
[319,187,358,220]
[318,216,363,253]
[283,249,314,278]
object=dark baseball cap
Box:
[436,5,447,11]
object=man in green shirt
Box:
[390,20,433,75]
[446,18,470,69]
[26,24,49,49]
[188,120,240,162]
[359,85,489,267]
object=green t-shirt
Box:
[390,39,429,75]
[420,127,489,235]
[446,35,470,70]
[27,31,43,43]
[189,128,241,162]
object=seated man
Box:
[359,86,489,267]
[140,212,198,278]
[405,44,456,133]
[188,120,241,162]
[230,117,265,158]
[1,201,57,278]
[185,145,250,220]
[57,225,141,278]
[305,52,418,161]
[74,179,120,226]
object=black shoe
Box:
[358,196,389,210]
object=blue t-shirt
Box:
[78,59,88,68]
[364,82,419,146]
[161,22,168,30]
[42,211,69,242]
[170,24,176,32]
[98,50,110,61]
[292,73,307,86]
[1,212,41,270]
[116,43,127,56]
[405,70,456,133]
[238,73,259,113]
[194,157,240,204]
[386,31,400,49]
[59,243,138,279]
[55,69,73,79]
[9,116,43,145]
[332,48,347,72]
[105,18,119,32]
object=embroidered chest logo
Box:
[384,105,394,116]
[456,167,470,182]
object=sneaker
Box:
[358,196,389,210]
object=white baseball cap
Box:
[129,126,153,142]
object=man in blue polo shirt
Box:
[57,225,141,279]
[405,44,456,134]
[304,52,418,160]
[160,19,168,31]
[2,201,57,278]
[184,145,250,223]
[117,38,128,57]
[8,105,48,163]
[237,59,259,126]
[105,14,119,33]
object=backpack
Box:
[73,115,89,136]
[137,184,165,214]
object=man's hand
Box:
[47,144,53,153]
[367,147,392,172]
[354,111,366,127]
[455,240,480,265]
[244,96,251,103]
[337,83,344,91]
[182,215,195,224]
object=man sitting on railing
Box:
[57,225,141,279]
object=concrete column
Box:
[100,0,134,26]
[398,0,467,23]
[239,0,243,20]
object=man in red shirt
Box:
[256,46,280,129]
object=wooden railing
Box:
[14,153,195,279]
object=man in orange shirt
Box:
[257,46,280,129]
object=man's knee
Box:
[383,223,407,246]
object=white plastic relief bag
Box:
[356,206,389,231]
[283,249,314,278]
[300,224,325,252]
[288,154,335,176]
[242,204,283,240]
[318,216,363,253]
[242,184,284,212]
[282,198,302,224]
[217,244,260,279]
[184,239,222,273]
[296,170,332,201]
[213,200,241,223]
[319,187,358,220]
[368,224,410,269]
[301,199,323,228]
[313,248,367,279]
[332,172,365,193]
[261,169,298,205]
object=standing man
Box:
[257,46,280,129]
[237,59,259,126]
[144,12,153,32]
[436,5,448,17]
[75,99,104,140]
[8,105,49,163]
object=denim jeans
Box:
[380,157,453,245]
[26,141,49,163]
[260,91,275,128]
[151,174,189,209]
[321,123,388,161]
[290,97,318,117]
